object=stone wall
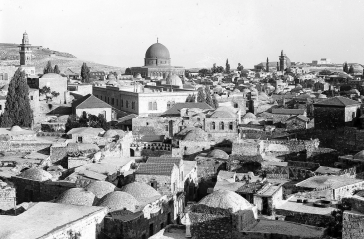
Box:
[275,208,334,227]
[101,200,175,239]
[50,146,68,166]
[232,140,260,156]
[41,122,66,132]
[342,211,364,239]
[189,204,233,239]
[179,140,213,157]
[135,174,172,196]
[0,141,52,153]
[0,187,15,211]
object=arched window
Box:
[126,100,129,108]
[211,122,215,130]
[229,122,234,130]
[148,102,153,110]
[234,103,238,108]
[153,102,157,110]
[219,122,224,130]
[121,99,123,107]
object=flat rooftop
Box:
[245,219,326,238]
[276,198,336,215]
[149,226,186,239]
[0,202,107,239]
[296,175,364,189]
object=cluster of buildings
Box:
[2,32,364,239]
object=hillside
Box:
[0,43,124,74]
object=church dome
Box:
[19,168,52,181]
[55,188,96,206]
[198,190,252,213]
[85,181,118,199]
[10,125,23,132]
[208,149,229,160]
[166,74,183,87]
[97,191,140,213]
[243,112,256,119]
[145,43,170,59]
[121,182,161,201]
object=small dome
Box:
[145,43,170,59]
[97,191,140,213]
[55,188,96,206]
[107,73,116,80]
[19,168,52,181]
[199,190,252,213]
[121,182,161,201]
[248,120,261,125]
[135,73,142,79]
[41,73,63,79]
[10,125,23,132]
[233,89,240,93]
[177,127,208,141]
[85,181,117,199]
[166,74,183,87]
[106,79,117,85]
[353,150,364,160]
[243,112,256,119]
[242,88,251,93]
[318,94,327,99]
[208,149,229,160]
[103,129,125,139]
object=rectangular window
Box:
[126,100,129,108]
[111,98,114,105]
[77,136,83,143]
[121,99,123,107]
[0,105,2,110]
[30,96,33,100]
[165,125,168,131]
[148,102,153,110]
[116,99,118,106]
[132,102,135,109]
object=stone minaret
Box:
[19,32,32,66]
[279,50,285,73]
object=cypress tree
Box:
[53,65,60,74]
[343,62,348,73]
[205,86,214,108]
[197,87,205,103]
[212,95,219,109]
[225,59,230,74]
[81,63,91,83]
[186,94,192,102]
[349,65,354,74]
[43,61,53,74]
[1,69,33,127]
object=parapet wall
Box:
[0,187,15,211]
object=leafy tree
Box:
[98,114,110,131]
[65,115,80,132]
[205,86,214,108]
[191,94,196,103]
[0,69,33,127]
[81,63,91,83]
[225,59,230,73]
[197,87,206,103]
[237,63,244,71]
[349,65,354,74]
[212,95,219,109]
[185,70,190,78]
[124,68,132,75]
[53,65,60,74]
[199,68,209,77]
[43,61,53,74]
[343,62,348,73]
[216,66,224,73]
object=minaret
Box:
[279,50,285,73]
[19,32,32,66]
[266,57,269,72]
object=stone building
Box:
[72,94,114,121]
[130,40,185,78]
[27,73,68,104]
[66,127,105,143]
[0,180,16,211]
[313,96,361,129]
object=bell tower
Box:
[19,32,32,66]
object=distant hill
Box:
[0,43,124,74]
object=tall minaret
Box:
[279,50,285,73]
[266,57,269,72]
[19,32,32,66]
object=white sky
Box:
[1,0,364,69]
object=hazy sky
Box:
[1,0,364,69]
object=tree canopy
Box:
[225,59,230,74]
[53,65,60,74]
[348,65,354,74]
[237,63,244,71]
[1,68,33,127]
[124,68,132,75]
[205,86,214,108]
[81,63,91,83]
[343,62,348,73]
[43,61,54,74]
[197,87,206,103]
[65,112,110,132]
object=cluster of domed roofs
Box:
[54,181,162,213]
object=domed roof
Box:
[166,74,183,87]
[55,188,95,206]
[135,73,142,79]
[243,112,256,119]
[318,94,327,99]
[259,92,269,99]
[41,73,63,78]
[97,191,140,212]
[248,120,261,125]
[10,125,23,132]
[353,150,364,160]
[177,127,208,141]
[121,182,161,201]
[199,190,252,213]
[85,181,117,199]
[107,73,116,80]
[19,168,52,181]
[233,89,240,93]
[208,149,229,160]
[145,43,170,59]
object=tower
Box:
[279,50,285,73]
[19,32,32,66]
[266,57,269,72]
